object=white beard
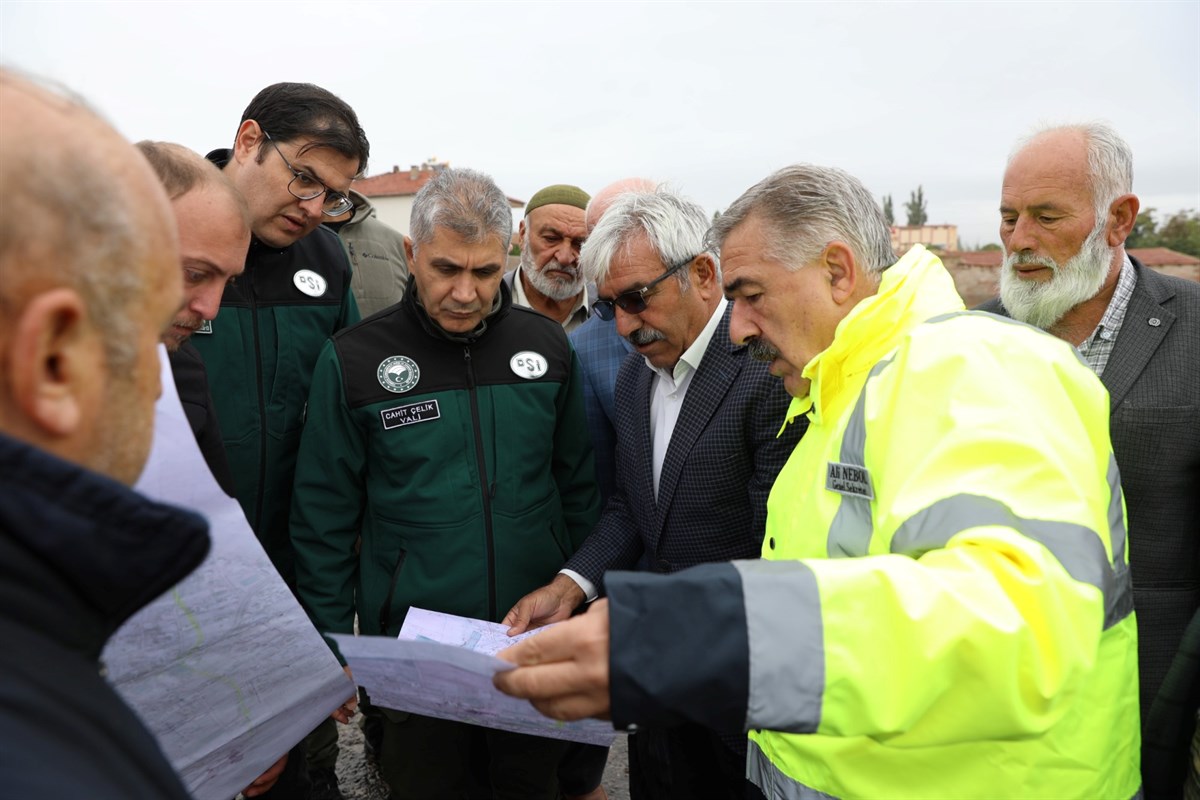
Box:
[519,237,585,302]
[999,222,1114,331]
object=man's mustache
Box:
[747,337,780,362]
[627,327,667,347]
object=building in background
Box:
[891,223,959,254]
[353,160,525,235]
[940,247,1200,307]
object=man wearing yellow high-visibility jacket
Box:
[495,164,1142,799]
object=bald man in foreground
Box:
[0,71,209,797]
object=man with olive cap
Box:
[505,184,595,331]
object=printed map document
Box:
[103,347,353,800]
[331,607,616,746]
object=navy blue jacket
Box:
[0,432,210,799]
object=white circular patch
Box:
[377,355,420,393]
[294,269,328,297]
[510,351,548,380]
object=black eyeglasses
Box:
[592,255,695,321]
[263,131,354,217]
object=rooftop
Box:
[354,162,525,207]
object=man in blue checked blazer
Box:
[569,314,634,505]
[566,178,656,506]
[504,188,804,799]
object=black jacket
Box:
[170,341,235,496]
[0,432,210,799]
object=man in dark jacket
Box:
[505,188,803,798]
[137,139,250,496]
[983,122,1200,799]
[190,84,371,797]
[0,69,209,798]
[191,82,368,587]
[291,167,601,800]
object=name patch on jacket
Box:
[826,462,874,499]
[381,400,440,430]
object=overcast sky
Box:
[3,1,1198,247]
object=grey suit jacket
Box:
[566,306,805,589]
[980,257,1200,734]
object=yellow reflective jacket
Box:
[747,246,1141,799]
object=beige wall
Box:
[368,196,525,242]
[893,225,959,252]
[947,264,1001,308]
[369,196,416,235]
[1156,264,1200,283]
[939,260,1199,309]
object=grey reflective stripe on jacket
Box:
[826,355,893,558]
[747,740,839,799]
[823,316,1132,629]
[889,484,1133,630]
[735,560,823,733]
[749,739,1144,800]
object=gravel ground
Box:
[334,714,630,800]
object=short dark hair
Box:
[239,82,370,175]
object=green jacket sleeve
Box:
[291,338,365,640]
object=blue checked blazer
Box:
[565,305,805,589]
[569,315,636,505]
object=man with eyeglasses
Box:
[497,165,1141,800]
[191,82,368,800]
[503,188,802,799]
[194,82,366,585]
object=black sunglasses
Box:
[592,255,695,321]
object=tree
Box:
[882,194,894,226]
[905,185,928,227]
[1126,209,1159,249]
[1156,209,1200,258]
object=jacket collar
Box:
[404,273,512,345]
[0,432,210,656]
[787,245,964,427]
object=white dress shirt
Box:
[562,298,727,601]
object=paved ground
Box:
[335,713,630,800]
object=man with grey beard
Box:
[981,122,1200,800]
[505,184,595,331]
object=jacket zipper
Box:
[464,347,497,620]
[378,548,408,634]
[249,267,267,535]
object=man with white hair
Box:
[505,183,594,331]
[981,122,1200,798]
[569,178,654,504]
[497,163,1141,799]
[505,187,802,798]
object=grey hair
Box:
[1010,122,1133,220]
[409,167,513,254]
[708,164,896,275]
[0,70,143,370]
[579,188,719,290]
